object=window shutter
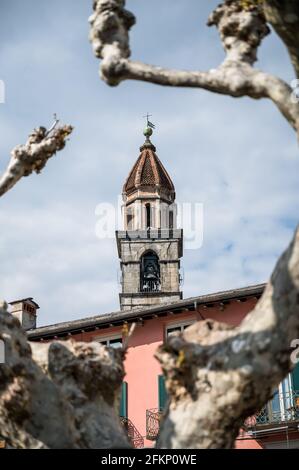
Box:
[292,363,299,391]
[158,375,167,411]
[119,382,128,418]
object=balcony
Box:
[147,391,299,442]
[140,280,161,293]
[146,408,162,441]
[245,389,299,428]
[120,417,144,448]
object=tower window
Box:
[169,210,174,229]
[127,213,133,230]
[126,207,134,230]
[140,251,160,293]
[146,203,151,228]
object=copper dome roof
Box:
[123,140,175,198]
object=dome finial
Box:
[143,112,155,140]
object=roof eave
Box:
[27,283,266,341]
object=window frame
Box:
[165,320,195,340]
[94,333,123,349]
[262,373,295,423]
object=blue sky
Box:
[0,0,298,326]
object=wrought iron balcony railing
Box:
[140,280,161,293]
[237,389,299,440]
[146,408,162,441]
[120,417,144,448]
[245,389,299,428]
[148,391,299,442]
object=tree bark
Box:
[89,0,299,136]
[156,226,299,448]
[263,0,299,78]
[0,302,130,448]
[1,226,299,448]
[0,121,73,198]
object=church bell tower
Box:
[116,123,183,310]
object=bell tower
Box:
[116,123,183,310]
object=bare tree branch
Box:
[263,0,299,79]
[156,226,299,448]
[0,121,73,198]
[89,0,299,135]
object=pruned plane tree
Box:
[1,0,299,449]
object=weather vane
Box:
[143,113,155,130]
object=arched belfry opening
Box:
[140,251,160,292]
[116,121,183,310]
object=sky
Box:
[0,1,298,327]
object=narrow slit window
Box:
[169,210,174,229]
[146,203,151,228]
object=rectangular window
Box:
[127,210,134,230]
[95,334,123,349]
[257,373,298,424]
[169,210,174,229]
[165,321,194,339]
[271,375,293,422]
[146,204,151,228]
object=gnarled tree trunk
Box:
[0,302,130,448]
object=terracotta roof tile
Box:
[123,141,175,196]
